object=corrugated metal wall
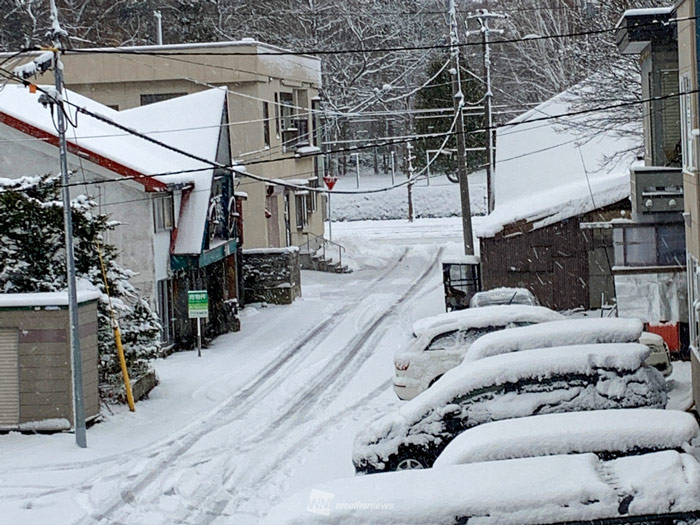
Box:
[0,329,19,425]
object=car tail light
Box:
[395,359,410,371]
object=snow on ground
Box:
[0,218,465,525]
[329,170,486,221]
[0,213,694,524]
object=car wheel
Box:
[396,458,424,470]
[429,375,444,388]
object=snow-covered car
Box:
[394,305,564,400]
[640,331,673,377]
[469,286,540,308]
[433,408,698,468]
[264,451,700,525]
[464,317,672,376]
[356,343,666,474]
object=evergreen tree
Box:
[413,56,486,175]
[0,174,161,400]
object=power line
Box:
[1,62,695,198]
[57,15,695,59]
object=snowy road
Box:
[0,218,466,524]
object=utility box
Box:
[0,291,101,431]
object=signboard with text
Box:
[188,290,209,319]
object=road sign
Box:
[188,290,209,319]
[323,175,338,191]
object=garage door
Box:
[0,329,19,425]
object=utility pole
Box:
[50,0,87,448]
[447,0,474,255]
[154,11,163,46]
[467,9,505,214]
[407,143,415,222]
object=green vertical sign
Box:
[188,290,209,319]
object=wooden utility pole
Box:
[447,0,475,255]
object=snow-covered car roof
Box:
[263,451,700,525]
[433,409,698,468]
[355,343,655,466]
[411,304,563,339]
[464,317,644,363]
[469,287,539,308]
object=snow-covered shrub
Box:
[0,174,161,400]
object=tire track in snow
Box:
[180,248,444,525]
[74,248,412,525]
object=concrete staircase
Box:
[300,233,352,274]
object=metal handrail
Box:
[303,231,345,268]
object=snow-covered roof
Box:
[411,304,563,338]
[0,291,101,307]
[464,317,644,362]
[0,85,227,255]
[264,451,700,524]
[433,409,698,468]
[617,6,675,28]
[477,88,640,238]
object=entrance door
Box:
[266,195,280,247]
[0,329,19,426]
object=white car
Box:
[433,408,698,468]
[640,331,673,377]
[264,451,700,524]
[469,286,539,308]
[464,318,672,376]
[394,305,564,400]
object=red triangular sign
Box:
[323,175,338,191]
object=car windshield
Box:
[427,326,500,351]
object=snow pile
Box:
[263,451,700,525]
[433,409,698,467]
[353,344,665,471]
[476,88,640,238]
[464,318,644,362]
[329,172,486,222]
[412,304,563,338]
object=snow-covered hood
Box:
[464,317,644,362]
[411,305,564,339]
[433,409,698,468]
[265,451,700,525]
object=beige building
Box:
[45,40,326,251]
[675,0,700,407]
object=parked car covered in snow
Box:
[469,286,540,308]
[265,451,700,525]
[357,344,666,473]
[464,317,672,376]
[640,331,673,377]
[433,409,698,468]
[395,305,564,400]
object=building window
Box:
[263,102,270,148]
[274,93,280,139]
[295,194,308,229]
[613,224,685,267]
[140,92,187,106]
[153,195,174,232]
[680,74,696,171]
[307,180,318,213]
[279,92,294,130]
